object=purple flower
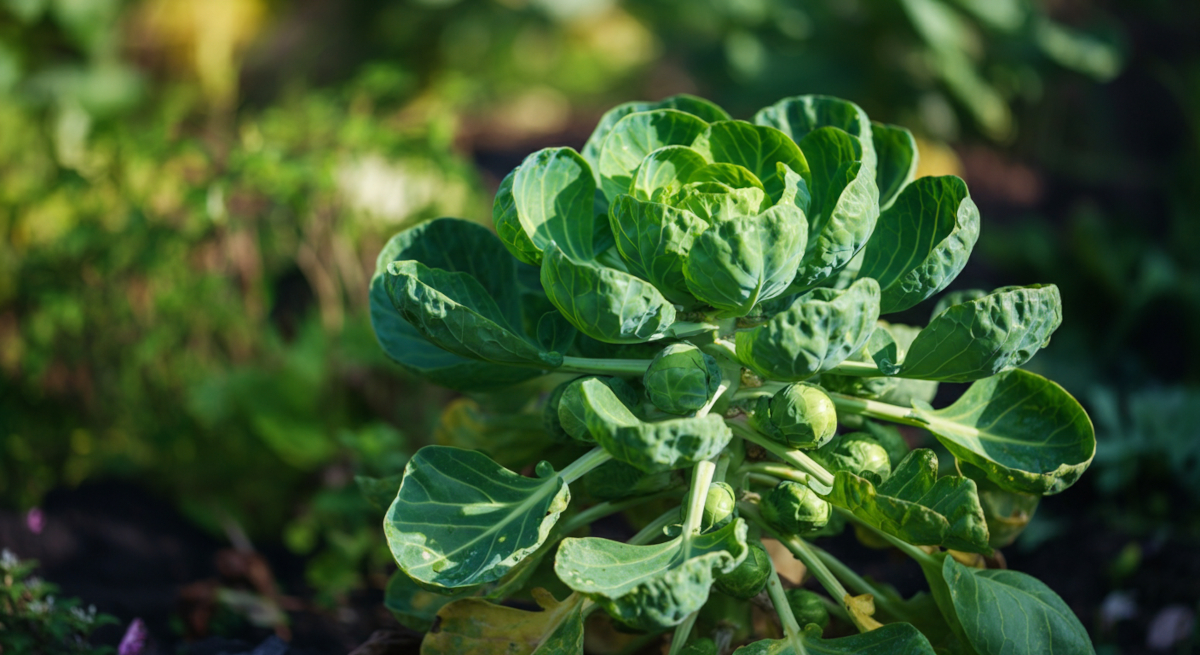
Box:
[25,508,44,535]
[118,618,148,655]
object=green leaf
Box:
[858,176,980,314]
[943,557,1094,655]
[598,109,711,201]
[421,589,586,655]
[385,446,570,588]
[575,378,732,473]
[670,181,769,222]
[540,244,677,344]
[822,449,991,553]
[697,121,810,203]
[370,219,542,391]
[913,369,1096,495]
[498,147,602,263]
[385,260,558,368]
[736,278,880,381]
[536,311,577,354]
[732,623,937,654]
[899,285,1063,382]
[557,375,640,444]
[683,203,808,316]
[871,123,919,210]
[384,570,472,632]
[582,95,732,172]
[689,162,766,191]
[791,127,880,289]
[753,94,876,171]
[609,195,708,304]
[493,170,543,266]
[555,519,749,631]
[631,146,710,201]
[356,473,405,512]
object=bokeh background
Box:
[0,0,1197,652]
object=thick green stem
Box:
[765,561,808,655]
[558,356,651,377]
[809,544,914,624]
[827,392,927,428]
[558,447,614,485]
[680,459,718,553]
[747,472,781,488]
[728,422,835,488]
[825,360,884,377]
[667,610,701,655]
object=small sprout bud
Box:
[785,589,830,631]
[761,481,831,535]
[751,383,837,449]
[643,343,721,415]
[678,482,737,532]
[714,540,771,600]
[812,432,891,482]
[535,461,556,478]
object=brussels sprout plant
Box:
[370,94,1096,655]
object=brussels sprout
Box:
[585,459,678,501]
[556,376,640,442]
[785,589,830,631]
[675,481,737,533]
[811,432,892,482]
[714,540,771,600]
[644,343,722,415]
[750,383,838,449]
[761,481,831,535]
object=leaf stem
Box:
[558,356,652,377]
[765,558,808,655]
[739,502,874,634]
[826,392,927,428]
[559,490,684,535]
[629,507,679,546]
[836,508,940,568]
[740,462,823,488]
[667,610,701,655]
[558,447,614,485]
[808,543,915,624]
[728,422,835,488]
[825,360,884,377]
[680,459,718,553]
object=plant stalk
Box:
[559,490,684,535]
[765,562,808,655]
[728,422,835,488]
[825,360,884,377]
[558,447,614,485]
[558,356,652,376]
[680,459,718,553]
[827,392,928,428]
[667,610,702,655]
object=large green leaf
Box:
[899,285,1062,382]
[575,378,732,473]
[555,519,748,631]
[736,278,880,381]
[421,590,585,655]
[582,95,732,172]
[540,244,676,344]
[493,147,601,264]
[913,369,1095,495]
[385,446,570,588]
[609,195,708,304]
[689,162,766,191]
[631,146,710,201]
[791,127,880,289]
[683,203,808,316]
[753,94,876,172]
[871,122,919,210]
[698,121,810,203]
[943,557,1094,655]
[822,449,991,553]
[385,260,559,368]
[733,623,937,655]
[370,219,543,391]
[598,109,710,201]
[858,176,980,313]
